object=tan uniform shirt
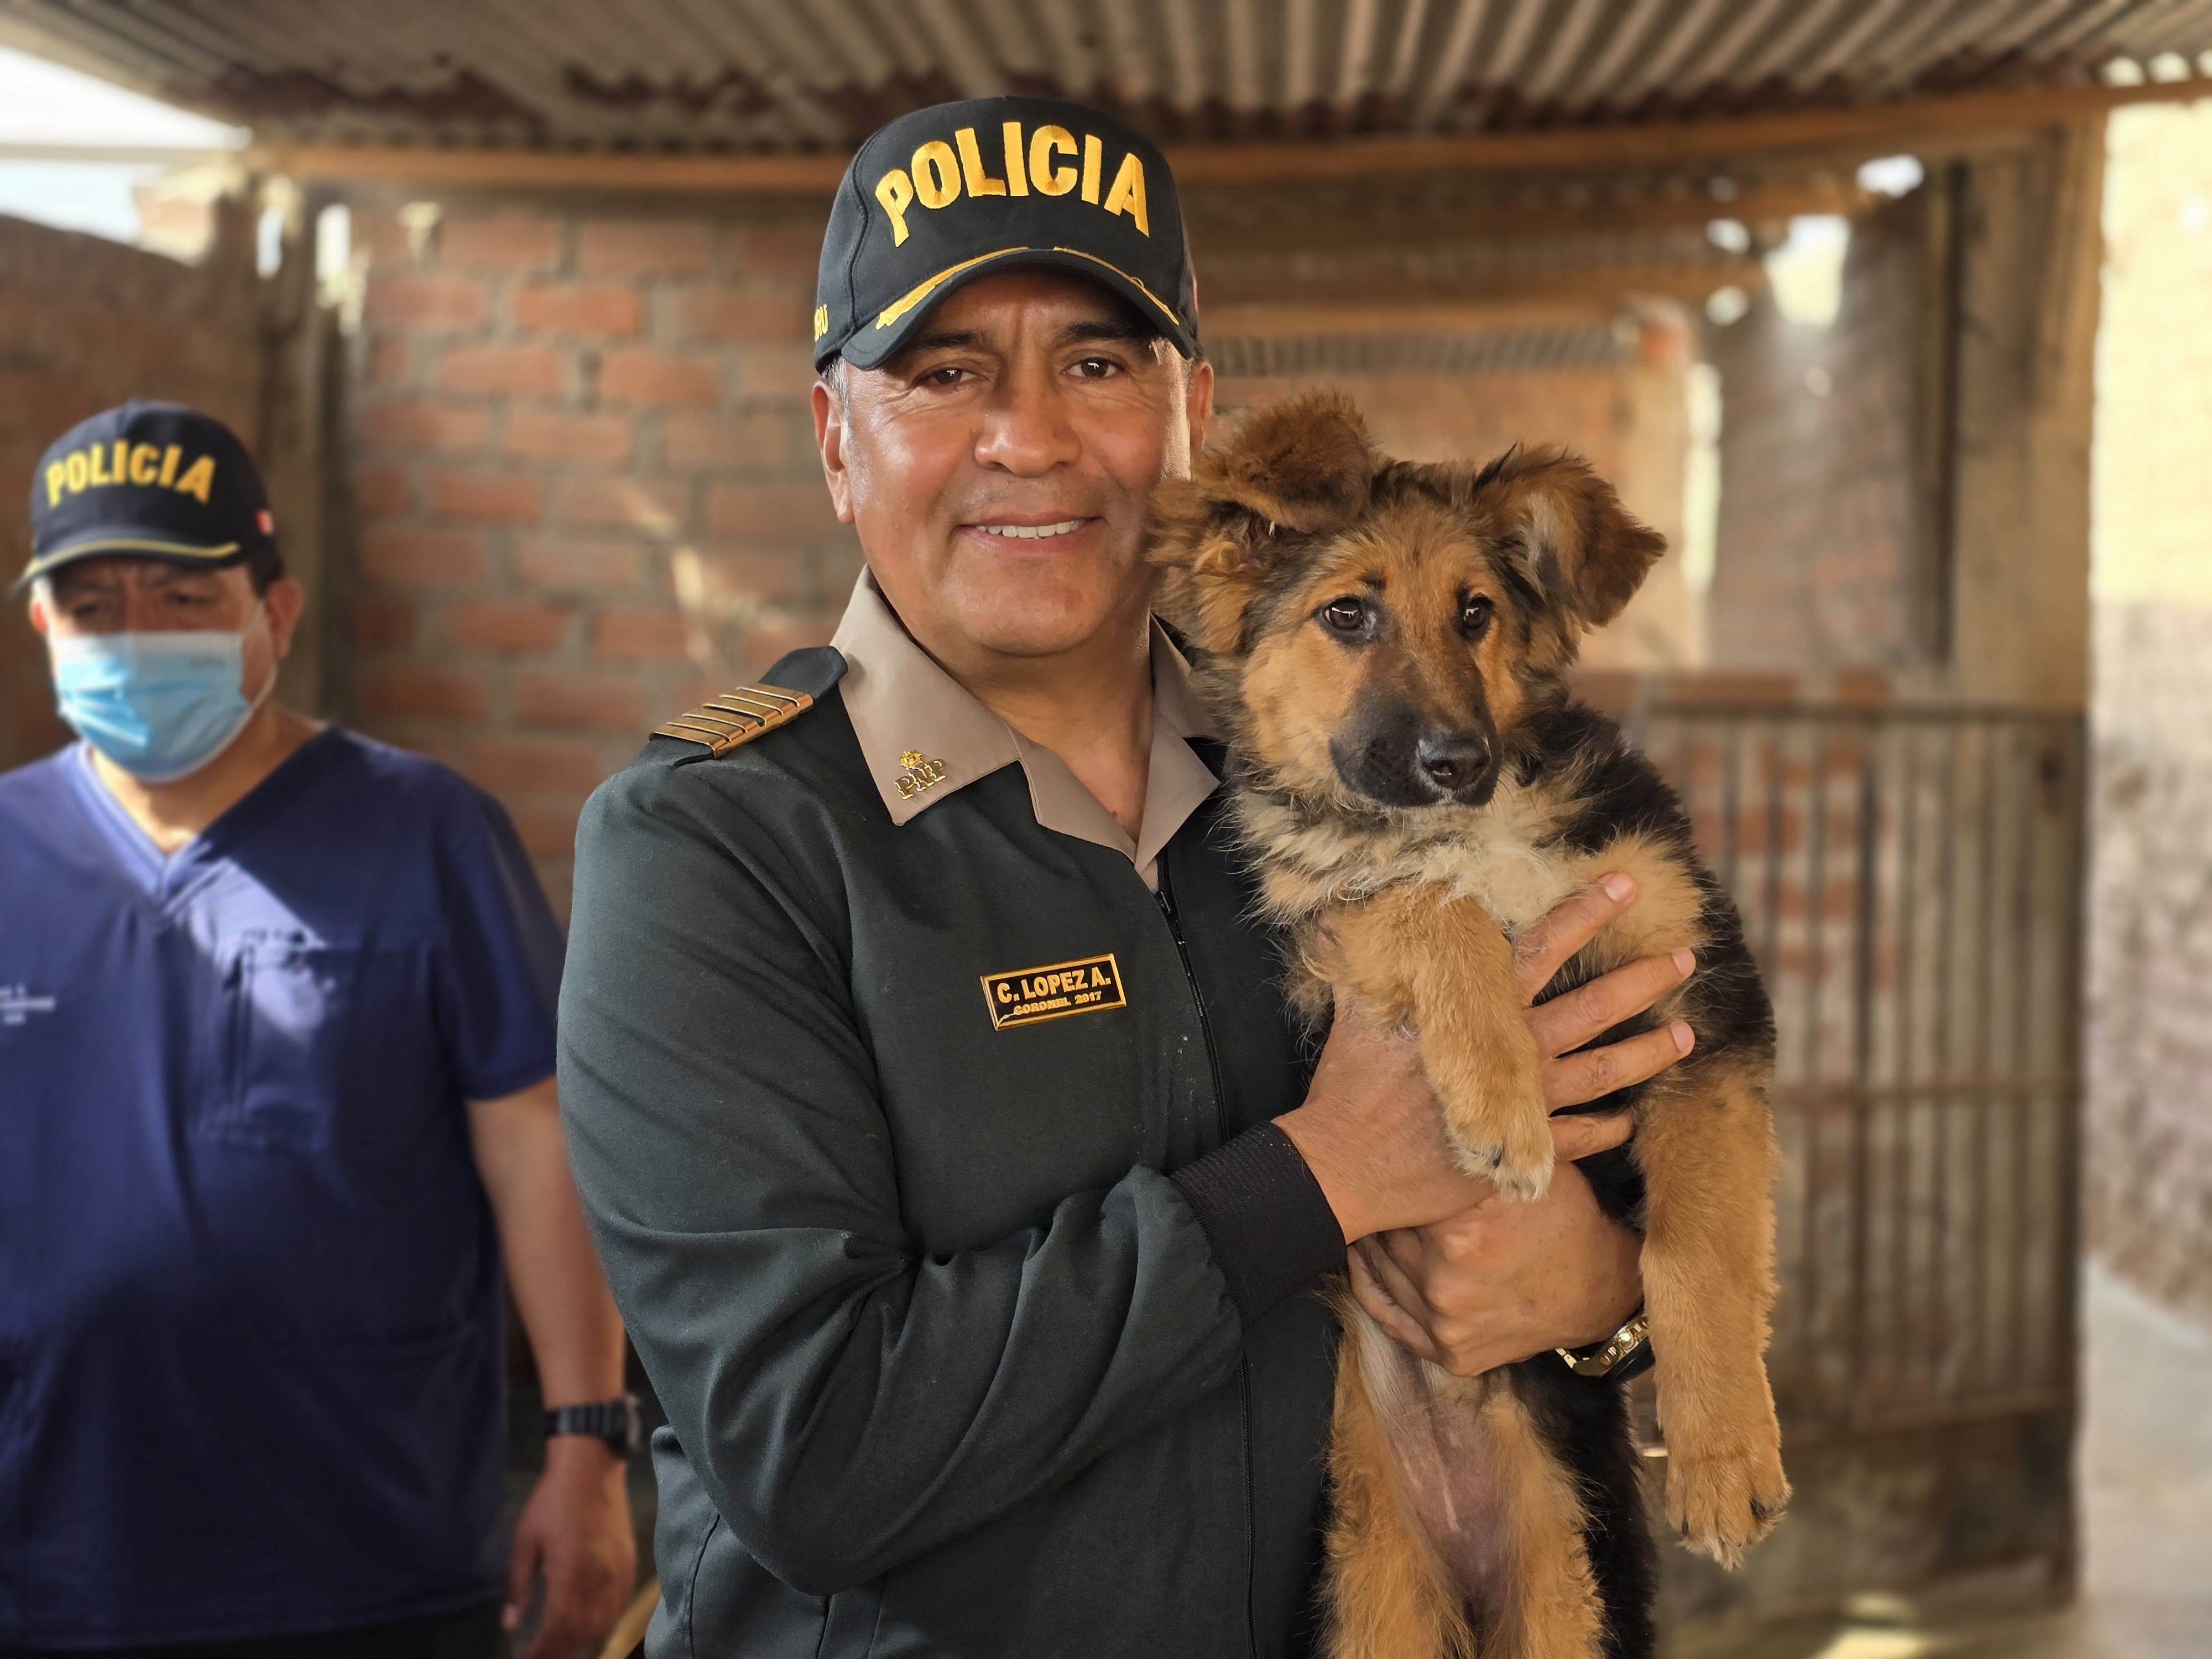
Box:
[829,570,1220,890]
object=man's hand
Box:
[1347,1120,1644,1376]
[505,1437,638,1659]
[1277,872,1692,1243]
[1516,870,1697,1110]
[1278,873,1694,1371]
[467,1077,638,1657]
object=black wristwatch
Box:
[544,1393,643,1458]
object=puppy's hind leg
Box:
[1325,886,1554,1197]
[1323,1312,1474,1659]
[1476,1382,1608,1659]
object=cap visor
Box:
[838,246,1197,372]
[11,532,243,595]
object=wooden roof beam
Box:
[258,75,2208,196]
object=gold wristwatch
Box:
[1556,1307,1652,1379]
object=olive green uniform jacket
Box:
[559,581,1348,1659]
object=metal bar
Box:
[2051,717,2089,1461]
[1848,717,1880,1415]
[1802,721,1834,1403]
[1719,717,1744,898]
[1805,721,1829,1083]
[1968,724,2001,1395]
[1931,720,1960,1395]
[1770,1074,2077,1108]
[1890,723,1923,1401]
[1645,701,2081,726]
[1824,1387,2077,1441]
[2006,725,2037,1387]
[1761,720,1787,987]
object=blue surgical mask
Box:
[49,608,270,784]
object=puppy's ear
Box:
[1147,391,1374,655]
[1203,389,1375,534]
[1485,447,1665,631]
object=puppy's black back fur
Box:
[1503,701,1774,1657]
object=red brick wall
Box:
[0,211,263,773]
[341,198,857,912]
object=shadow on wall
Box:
[2085,98,2212,1332]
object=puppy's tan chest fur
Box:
[1234,773,1710,993]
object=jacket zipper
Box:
[1154,858,1260,1659]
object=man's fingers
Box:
[1513,873,1637,1000]
[503,1529,542,1634]
[1549,1108,1636,1162]
[1545,1022,1693,1112]
[1365,1225,1436,1295]
[1527,949,1694,1060]
[1348,1245,1444,1366]
[524,1573,592,1659]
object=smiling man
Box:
[559,97,1696,1659]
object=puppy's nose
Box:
[1416,732,1492,792]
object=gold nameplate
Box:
[981,953,1127,1031]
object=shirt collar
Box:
[829,570,1219,885]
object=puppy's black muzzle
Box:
[1330,697,1501,808]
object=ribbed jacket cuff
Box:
[1171,1123,1348,1324]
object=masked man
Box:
[0,404,634,1659]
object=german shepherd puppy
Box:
[1147,391,1788,1658]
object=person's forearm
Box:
[468,1077,628,1408]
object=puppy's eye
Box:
[1320,597,1367,634]
[1459,595,1495,637]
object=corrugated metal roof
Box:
[1,0,2206,151]
[1209,319,1635,378]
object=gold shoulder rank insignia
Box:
[653,682,813,757]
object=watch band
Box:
[544,1393,642,1457]
[1556,1308,1653,1380]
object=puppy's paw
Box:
[1432,1032,1553,1199]
[1665,1442,1790,1568]
[1444,1104,1555,1199]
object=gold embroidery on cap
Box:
[875,249,1025,331]
[981,953,1127,1030]
[1048,248,1181,326]
[895,749,948,800]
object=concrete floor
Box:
[1676,1260,2212,1659]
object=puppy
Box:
[1148,391,1788,1658]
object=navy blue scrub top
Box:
[0,728,566,1648]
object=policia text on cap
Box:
[559,97,1695,1659]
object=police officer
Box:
[0,404,636,1658]
[560,98,1696,1658]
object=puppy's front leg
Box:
[1323,886,1553,1198]
[1636,1061,1791,1565]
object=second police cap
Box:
[814,96,1199,373]
[20,401,278,593]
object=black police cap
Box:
[815,96,1199,374]
[18,401,280,593]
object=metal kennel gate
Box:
[1630,701,2089,1615]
